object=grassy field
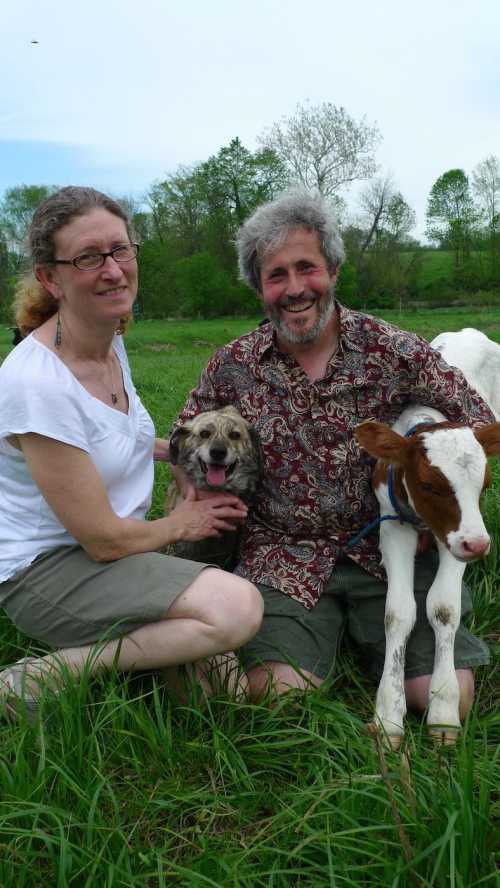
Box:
[0,310,498,887]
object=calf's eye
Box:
[229,431,241,440]
[421,482,444,496]
[199,430,211,439]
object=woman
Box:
[0,186,262,720]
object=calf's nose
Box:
[462,537,491,559]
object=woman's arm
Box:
[18,433,248,562]
[154,438,170,462]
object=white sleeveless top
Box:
[0,333,155,583]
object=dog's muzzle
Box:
[199,449,236,487]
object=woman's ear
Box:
[35,265,63,301]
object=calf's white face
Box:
[412,427,490,561]
[356,420,500,564]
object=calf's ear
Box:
[474,422,500,456]
[355,420,410,464]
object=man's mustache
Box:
[279,292,317,308]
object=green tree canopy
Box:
[0,184,56,259]
[425,169,477,265]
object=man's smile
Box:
[282,298,316,314]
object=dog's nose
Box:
[209,447,227,462]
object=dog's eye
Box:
[199,430,211,439]
[229,431,241,440]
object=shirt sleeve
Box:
[0,373,90,451]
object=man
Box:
[172,190,491,717]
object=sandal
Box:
[0,656,49,725]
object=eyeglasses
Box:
[52,243,139,271]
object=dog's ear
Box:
[168,426,190,465]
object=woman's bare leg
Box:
[2,569,262,699]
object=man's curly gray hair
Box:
[237,189,345,292]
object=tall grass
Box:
[0,312,498,886]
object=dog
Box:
[165,406,262,568]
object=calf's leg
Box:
[426,541,465,743]
[375,520,418,748]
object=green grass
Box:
[0,313,498,886]
[415,251,455,289]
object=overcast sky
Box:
[2,0,499,239]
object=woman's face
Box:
[44,207,138,328]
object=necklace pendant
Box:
[111,393,118,405]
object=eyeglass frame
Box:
[50,243,140,271]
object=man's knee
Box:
[405,668,475,720]
[247,660,323,702]
[457,669,475,720]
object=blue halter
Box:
[345,422,431,551]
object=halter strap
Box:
[345,420,433,550]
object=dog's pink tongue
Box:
[207,465,227,487]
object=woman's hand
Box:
[168,488,248,543]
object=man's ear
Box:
[35,265,63,301]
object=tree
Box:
[351,177,418,310]
[146,138,288,297]
[147,166,206,253]
[472,155,500,227]
[259,102,381,203]
[0,233,14,323]
[0,184,56,262]
[356,174,416,249]
[472,155,500,261]
[195,138,288,273]
[198,138,286,227]
[425,169,477,266]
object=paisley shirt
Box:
[176,305,494,609]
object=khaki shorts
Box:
[239,553,490,681]
[0,545,209,648]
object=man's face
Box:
[259,228,337,346]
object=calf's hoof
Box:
[367,721,403,751]
[428,726,460,747]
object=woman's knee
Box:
[169,568,263,649]
[219,575,263,648]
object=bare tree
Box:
[259,102,381,200]
[472,155,500,242]
[358,176,395,255]
[356,177,414,249]
[353,177,418,311]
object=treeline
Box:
[0,103,499,323]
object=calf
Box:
[431,328,500,420]
[356,405,500,748]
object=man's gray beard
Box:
[269,287,336,345]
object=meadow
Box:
[0,308,498,887]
